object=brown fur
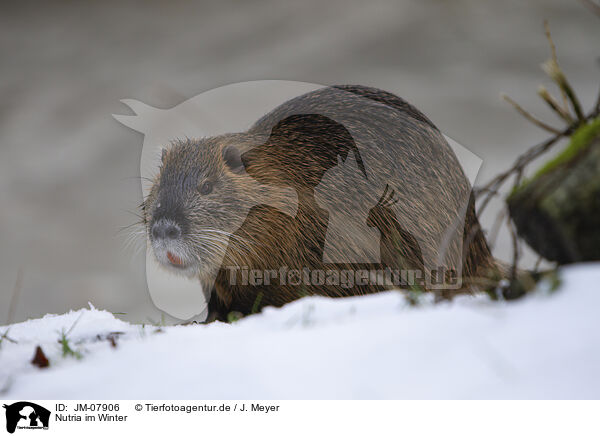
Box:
[143,85,496,320]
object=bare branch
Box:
[537,85,575,124]
[542,59,585,122]
[501,94,562,134]
[487,207,507,252]
[508,220,520,281]
[544,21,570,110]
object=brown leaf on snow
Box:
[31,345,50,368]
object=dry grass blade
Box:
[541,59,585,122]
[543,20,570,111]
[537,85,575,124]
[6,268,24,325]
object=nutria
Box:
[142,85,496,321]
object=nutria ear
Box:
[222,145,244,173]
[161,148,167,164]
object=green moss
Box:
[510,118,600,197]
[251,291,264,314]
[535,118,600,177]
[227,311,242,323]
[59,329,83,359]
[405,285,424,306]
[546,270,562,294]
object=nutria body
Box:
[143,85,495,320]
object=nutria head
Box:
[143,113,365,287]
[143,134,260,283]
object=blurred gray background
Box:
[1,0,599,324]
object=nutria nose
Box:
[151,219,182,240]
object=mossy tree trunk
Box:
[508,134,600,264]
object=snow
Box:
[0,263,599,399]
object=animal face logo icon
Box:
[3,402,50,433]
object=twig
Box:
[542,59,585,122]
[501,94,562,134]
[509,166,524,279]
[6,268,24,325]
[544,20,570,111]
[0,329,18,347]
[487,207,507,252]
[537,85,575,124]
[475,127,568,214]
[513,168,524,189]
[508,221,520,281]
[475,107,597,215]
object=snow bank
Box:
[1,263,599,399]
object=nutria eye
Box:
[199,181,213,195]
